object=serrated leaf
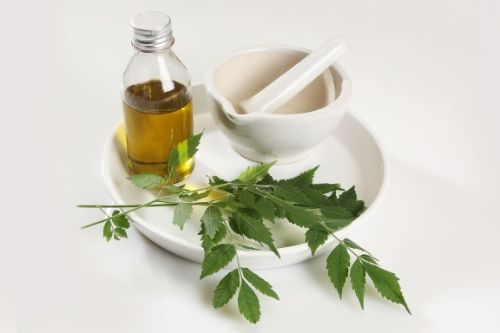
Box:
[300,187,331,207]
[242,268,279,300]
[326,243,350,298]
[167,132,203,177]
[172,203,193,229]
[237,162,275,184]
[187,131,203,157]
[276,204,286,218]
[111,210,130,228]
[360,254,379,265]
[200,244,236,279]
[212,269,240,308]
[258,173,276,185]
[321,206,354,230]
[114,227,127,239]
[128,173,165,189]
[363,262,411,314]
[283,203,321,228]
[350,258,366,309]
[279,166,319,187]
[228,216,242,234]
[273,184,311,205]
[311,183,343,194]
[343,238,377,259]
[103,220,112,241]
[224,200,247,213]
[305,224,329,255]
[339,186,365,216]
[321,205,353,219]
[208,175,228,186]
[201,206,224,239]
[329,191,339,205]
[238,281,261,324]
[254,197,275,221]
[201,224,227,251]
[237,189,255,207]
[233,213,280,257]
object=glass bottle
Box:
[121,11,193,180]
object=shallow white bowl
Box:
[101,85,387,269]
[205,44,352,164]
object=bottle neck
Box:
[132,34,174,53]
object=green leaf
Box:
[128,173,165,189]
[233,213,280,257]
[181,190,210,202]
[300,187,331,207]
[103,220,112,241]
[258,173,276,185]
[283,203,321,228]
[212,269,240,308]
[321,206,353,219]
[279,166,319,187]
[242,268,279,300]
[201,206,224,239]
[200,244,236,279]
[238,281,261,324]
[172,203,193,229]
[350,258,366,309]
[343,238,377,259]
[201,224,227,251]
[339,186,365,216]
[237,189,256,207]
[329,191,339,205]
[167,185,184,194]
[208,175,228,186]
[273,184,311,204]
[237,162,275,184]
[276,204,286,219]
[363,262,411,313]
[225,200,247,212]
[111,210,130,228]
[326,243,350,298]
[254,197,275,221]
[305,224,329,255]
[360,254,379,265]
[167,132,203,176]
[311,183,342,194]
[238,244,262,250]
[114,227,127,239]
[321,206,354,230]
[187,131,203,157]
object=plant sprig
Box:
[79,132,410,323]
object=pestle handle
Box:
[239,37,346,114]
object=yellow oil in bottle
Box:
[122,79,193,180]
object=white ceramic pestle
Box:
[239,37,346,114]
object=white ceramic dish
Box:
[101,85,387,269]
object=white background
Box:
[1,0,499,332]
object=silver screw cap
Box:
[130,11,174,52]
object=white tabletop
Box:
[2,0,499,332]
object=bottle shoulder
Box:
[122,49,191,90]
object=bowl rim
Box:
[204,44,352,120]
